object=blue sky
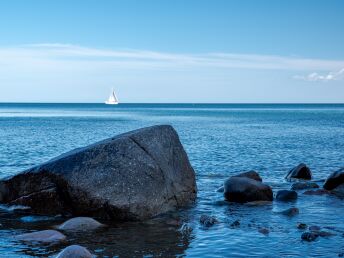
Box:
[0,0,343,103]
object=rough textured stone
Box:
[57,217,104,231]
[291,182,319,190]
[56,245,93,258]
[232,171,262,182]
[224,177,273,203]
[0,125,197,221]
[285,163,312,180]
[323,168,344,190]
[15,230,66,243]
[258,227,270,235]
[276,190,298,201]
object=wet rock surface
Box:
[224,176,273,203]
[56,245,93,258]
[0,125,197,221]
[57,217,104,231]
[15,230,66,243]
[285,163,312,180]
[303,189,329,195]
[276,190,298,201]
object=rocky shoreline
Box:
[0,125,344,257]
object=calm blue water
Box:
[1,103,344,257]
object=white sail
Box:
[105,89,119,105]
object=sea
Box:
[0,103,344,257]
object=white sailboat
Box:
[105,89,119,105]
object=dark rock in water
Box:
[331,184,344,197]
[15,229,66,243]
[301,232,318,242]
[279,207,299,217]
[224,177,273,203]
[303,189,329,195]
[232,171,262,182]
[309,225,321,232]
[258,227,270,235]
[56,245,93,258]
[285,163,312,180]
[291,182,319,190]
[57,217,105,231]
[216,186,224,192]
[297,223,307,230]
[199,215,218,227]
[276,190,298,201]
[323,168,344,190]
[0,125,197,221]
[318,231,336,237]
[230,220,240,228]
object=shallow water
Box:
[0,103,344,257]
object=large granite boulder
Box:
[285,163,312,180]
[0,125,197,221]
[224,177,273,203]
[323,168,344,191]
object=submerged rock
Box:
[15,229,66,243]
[57,217,104,231]
[276,190,298,201]
[0,125,197,221]
[232,171,262,182]
[297,223,307,230]
[303,189,329,195]
[279,207,299,217]
[309,225,321,232]
[258,227,270,235]
[224,177,273,203]
[230,219,240,228]
[199,215,218,227]
[285,163,312,180]
[301,232,318,242]
[56,245,93,258]
[291,182,319,190]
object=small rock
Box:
[224,177,273,203]
[323,168,344,190]
[230,220,240,227]
[258,227,269,235]
[56,245,93,258]
[303,189,329,195]
[297,223,307,230]
[291,182,319,190]
[15,230,66,243]
[301,232,318,242]
[57,217,104,231]
[309,225,321,232]
[276,190,298,201]
[285,163,312,180]
[216,186,224,192]
[338,253,344,257]
[233,171,262,182]
[279,207,299,217]
[199,215,218,227]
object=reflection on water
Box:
[1,103,344,257]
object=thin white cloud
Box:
[0,43,344,72]
[293,68,344,82]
